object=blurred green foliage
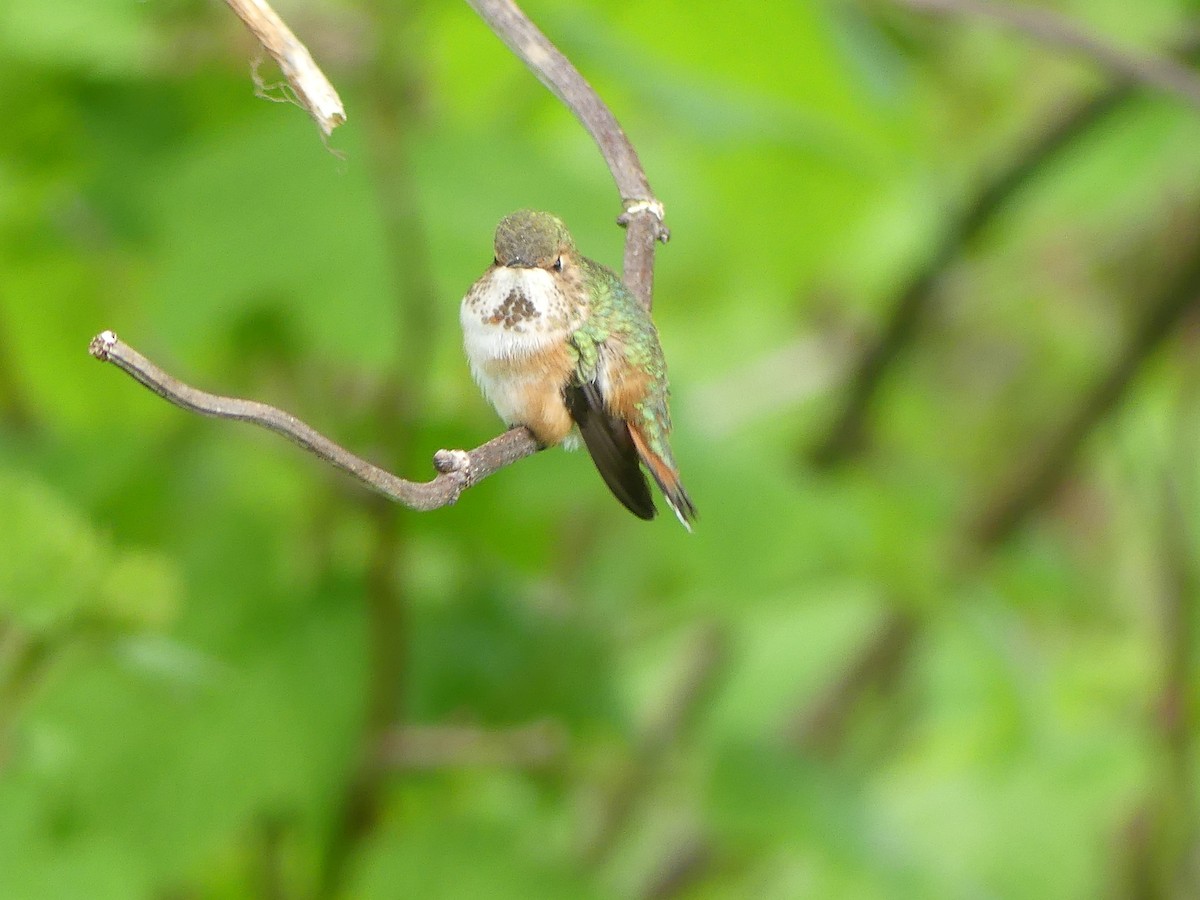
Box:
[2,0,1200,897]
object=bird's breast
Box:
[460,266,583,444]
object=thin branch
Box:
[88,331,540,510]
[894,0,1200,112]
[223,0,346,136]
[466,0,668,309]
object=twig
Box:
[465,0,668,309]
[88,331,540,510]
[223,0,346,136]
[894,0,1200,112]
[793,11,1200,773]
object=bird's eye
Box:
[553,256,564,272]
[493,256,500,266]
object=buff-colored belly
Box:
[473,344,576,446]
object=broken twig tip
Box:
[433,448,472,476]
[224,0,347,138]
[89,330,118,361]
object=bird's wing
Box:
[562,378,657,520]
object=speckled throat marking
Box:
[461,265,584,346]
[484,289,537,329]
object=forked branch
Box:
[94,1,665,511]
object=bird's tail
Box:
[629,426,697,532]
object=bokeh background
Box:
[4,0,1200,896]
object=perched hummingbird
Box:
[461,209,696,529]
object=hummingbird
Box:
[461,209,697,529]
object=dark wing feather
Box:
[563,381,657,520]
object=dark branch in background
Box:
[810,89,1131,465]
[800,0,1200,747]
[1112,383,1200,895]
[88,331,540,509]
[579,623,726,868]
[317,10,446,893]
[799,233,1200,754]
[813,35,1200,465]
[222,0,346,136]
[785,610,918,756]
[970,249,1200,547]
[801,11,1200,741]
[813,5,1200,466]
[784,0,1200,860]
[895,0,1200,111]
[1156,475,1199,885]
[466,0,669,309]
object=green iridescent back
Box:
[569,256,677,466]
